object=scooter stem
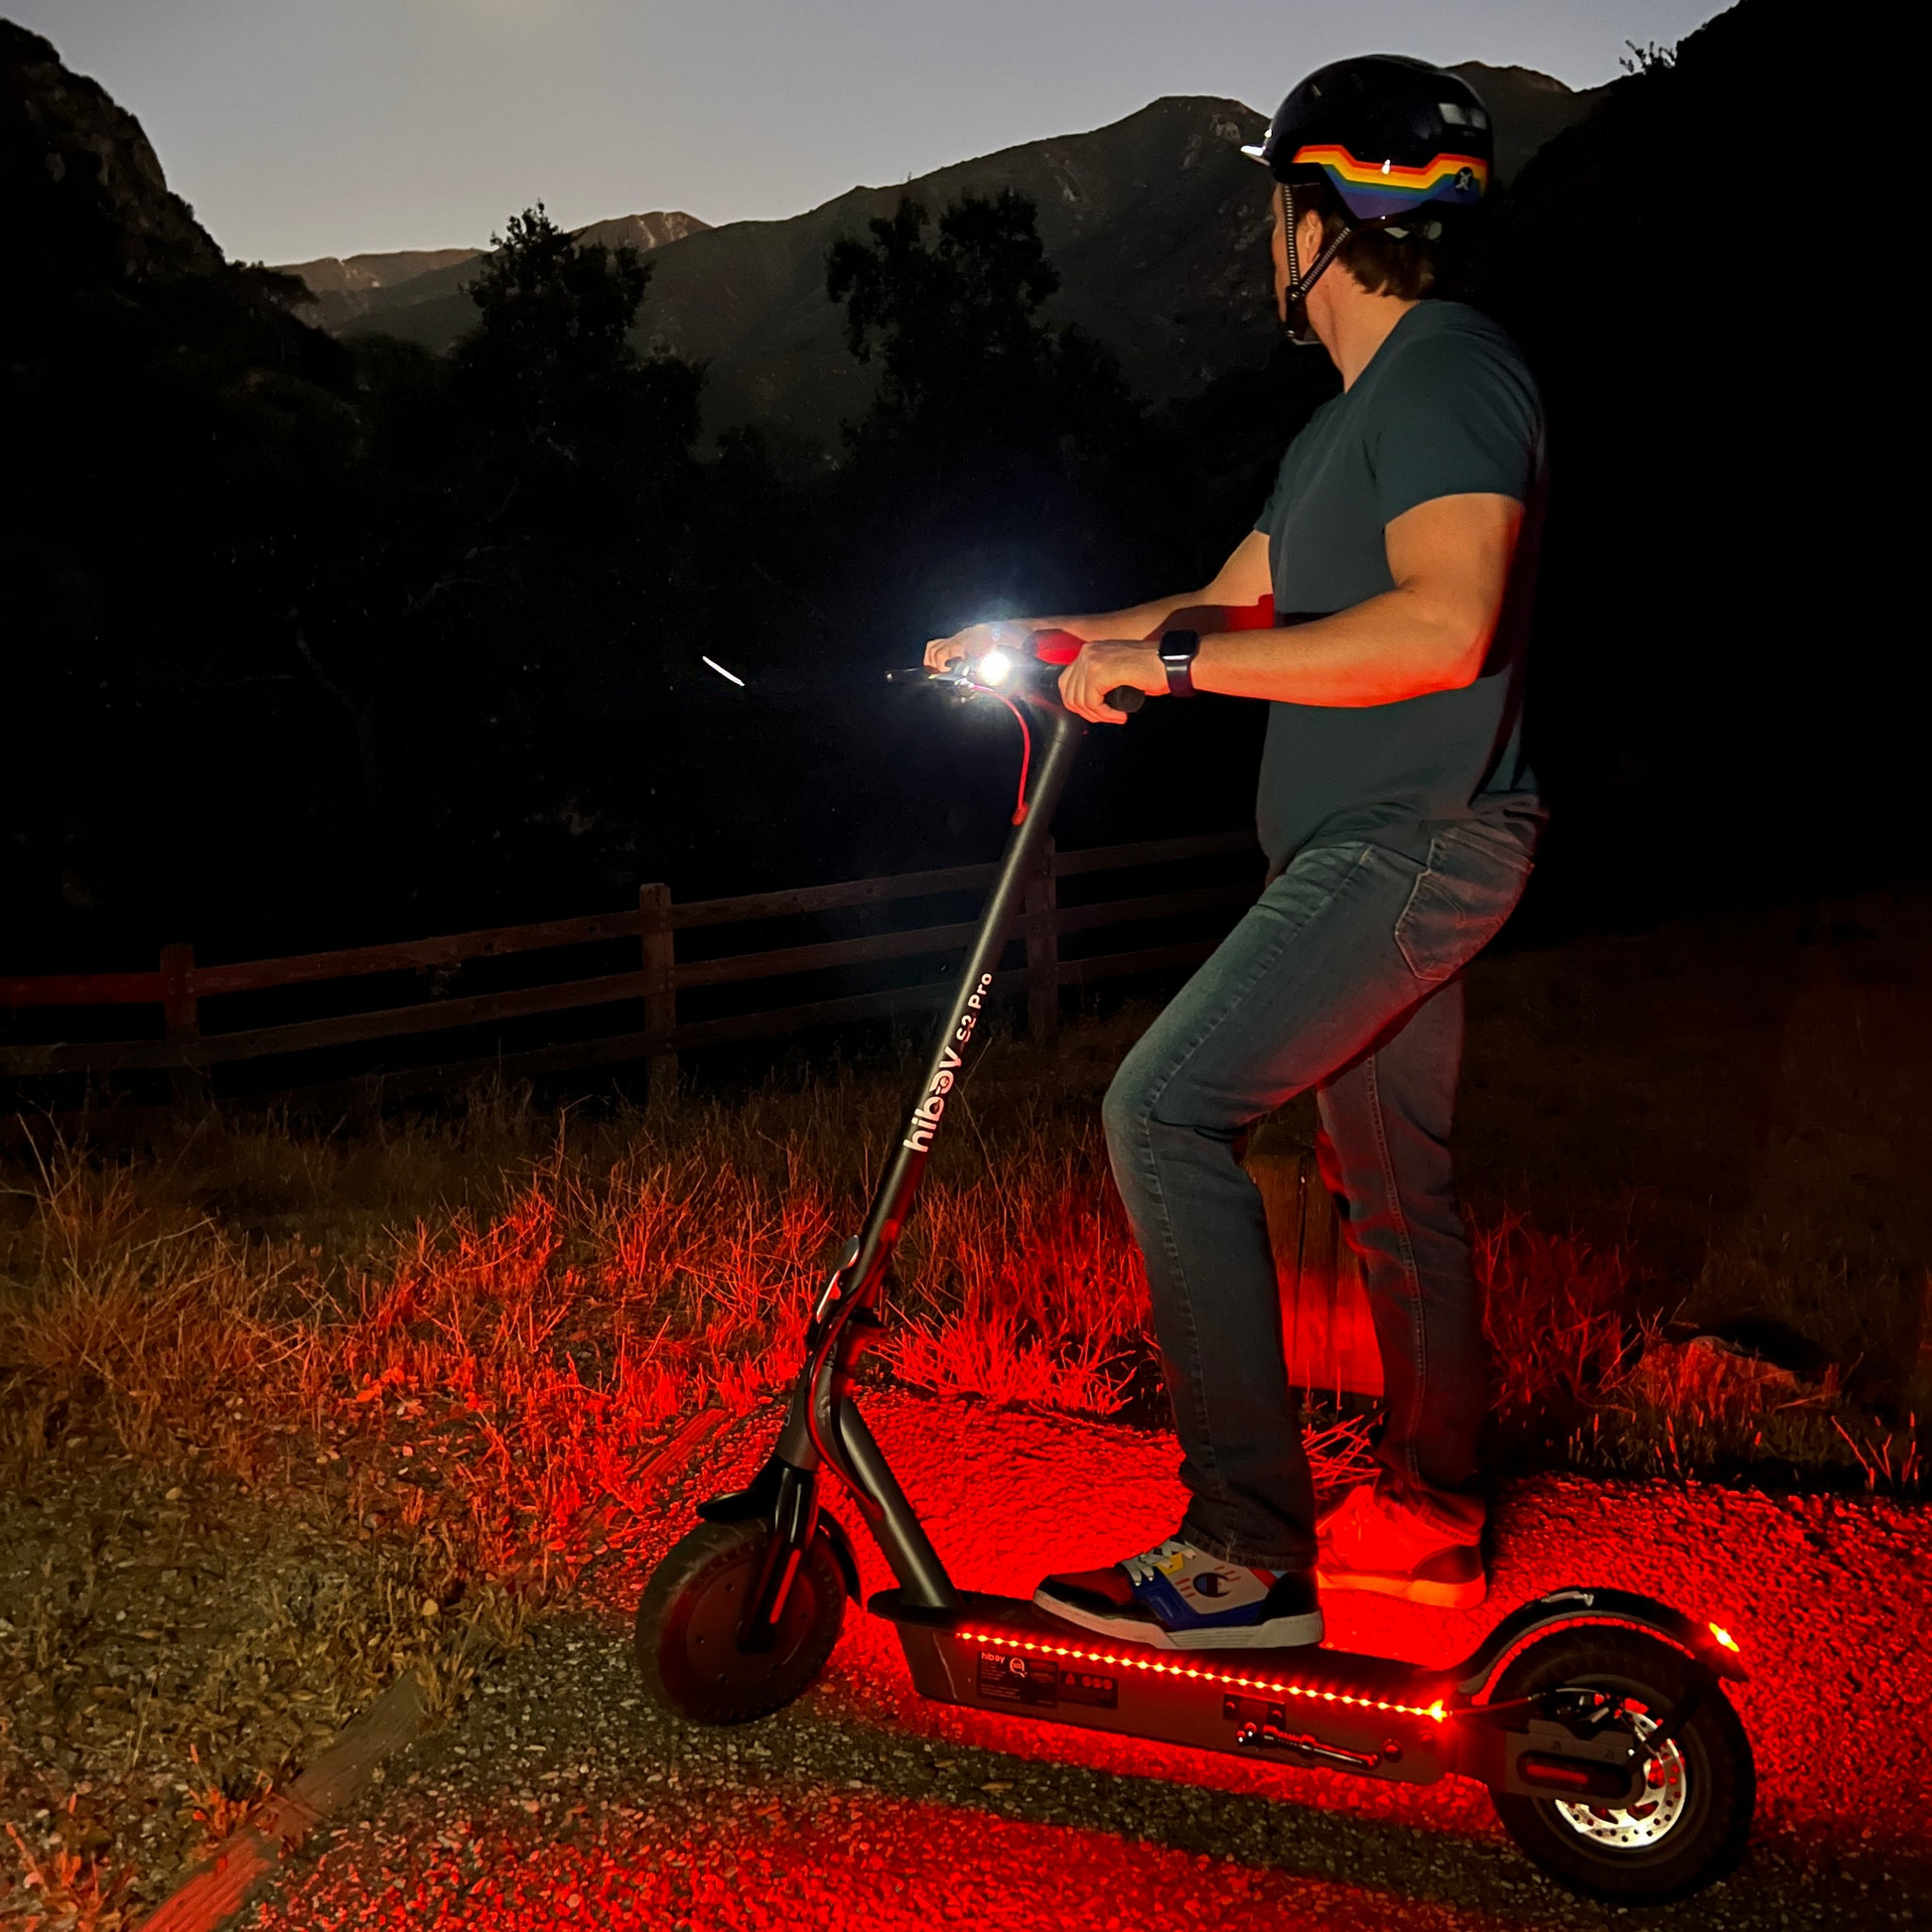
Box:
[760,702,1087,1605]
[850,701,1086,1293]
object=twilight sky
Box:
[21,0,1724,264]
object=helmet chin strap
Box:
[1278,180,1356,347]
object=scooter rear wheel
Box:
[635,1519,846,1725]
[1488,1628,1754,1903]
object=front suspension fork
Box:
[703,1333,957,1642]
[732,1454,823,1654]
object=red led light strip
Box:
[958,1629,1449,1725]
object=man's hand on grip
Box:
[1058,639,1168,724]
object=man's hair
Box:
[1296,174,1440,302]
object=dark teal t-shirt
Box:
[1252,299,1546,868]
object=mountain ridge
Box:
[275,210,710,330]
[287,62,1603,444]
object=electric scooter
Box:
[634,638,1756,1906]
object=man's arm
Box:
[922,531,1272,671]
[1058,493,1522,723]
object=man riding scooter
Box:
[928,55,1546,1650]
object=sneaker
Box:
[1313,1476,1369,1536]
[1034,1537,1323,1650]
[1316,1483,1486,1609]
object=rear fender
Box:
[1453,1585,1749,1702]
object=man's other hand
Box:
[1059,639,1168,725]
[923,621,1030,673]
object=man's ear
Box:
[1297,206,1326,278]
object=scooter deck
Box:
[871,1588,1462,1784]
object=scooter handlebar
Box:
[1031,628,1146,715]
[887,633,1144,716]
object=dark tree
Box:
[827,191,1127,458]
[332,207,709,922]
[818,193,1141,648]
[452,206,700,520]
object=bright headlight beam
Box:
[977,649,1013,686]
[701,656,747,687]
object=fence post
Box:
[158,942,208,1111]
[1024,835,1058,1046]
[638,883,677,1097]
[1917,1268,1932,1398]
[1245,1143,1382,1400]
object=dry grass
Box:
[4,1013,1916,1580]
[4,1817,134,1932]
[1,1064,1165,1596]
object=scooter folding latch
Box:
[808,1237,865,1335]
[1233,1722,1395,1771]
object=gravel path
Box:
[240,1396,1930,1931]
[0,1446,479,1922]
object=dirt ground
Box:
[236,1394,1931,1931]
[0,1432,528,1926]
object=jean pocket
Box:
[1393,824,1534,983]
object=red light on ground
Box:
[1708,1622,1741,1654]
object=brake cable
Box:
[981,689,1034,824]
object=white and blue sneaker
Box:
[1034,1536,1323,1649]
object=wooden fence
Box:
[0,830,1262,1108]
[1,830,1393,1395]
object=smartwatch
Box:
[1159,628,1201,698]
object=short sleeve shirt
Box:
[1251,299,1547,868]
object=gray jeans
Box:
[1102,820,1535,1573]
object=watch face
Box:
[1161,629,1200,696]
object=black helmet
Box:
[1246,55,1492,225]
[1244,55,1492,337]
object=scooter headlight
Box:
[977,649,1014,686]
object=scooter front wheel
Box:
[635,1519,846,1725]
[1488,1627,1754,1904]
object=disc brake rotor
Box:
[1551,1699,1690,1850]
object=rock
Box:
[2,22,224,282]
[1627,1333,1828,1418]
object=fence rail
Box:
[0,831,1261,1102]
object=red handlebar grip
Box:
[1032,595,1272,664]
[1028,627,1084,666]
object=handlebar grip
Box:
[1105,687,1146,714]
